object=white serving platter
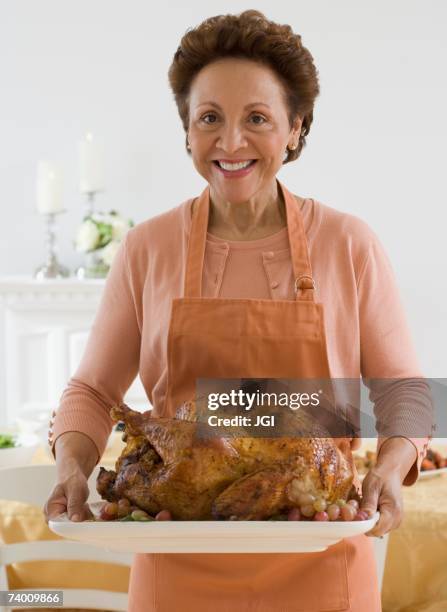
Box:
[49,502,380,554]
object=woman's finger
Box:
[360,471,381,519]
[365,504,394,537]
[66,481,90,521]
[43,474,91,523]
[363,476,404,537]
[43,484,67,523]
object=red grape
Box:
[314,511,329,521]
[100,502,118,520]
[287,508,301,521]
[155,510,172,521]
[98,507,108,521]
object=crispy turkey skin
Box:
[96,401,354,520]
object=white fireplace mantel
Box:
[0,275,147,427]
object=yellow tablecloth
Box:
[381,474,447,611]
[1,435,446,612]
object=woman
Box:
[44,10,431,611]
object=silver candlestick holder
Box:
[82,190,96,217]
[34,210,70,280]
[75,190,107,280]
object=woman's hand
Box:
[360,468,403,536]
[44,459,93,523]
[360,437,418,537]
[43,431,99,523]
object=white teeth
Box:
[218,160,253,171]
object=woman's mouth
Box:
[212,159,257,178]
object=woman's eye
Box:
[250,114,267,125]
[201,113,218,124]
[200,113,267,125]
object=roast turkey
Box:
[96,400,355,520]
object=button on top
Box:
[270,281,279,289]
[264,251,274,260]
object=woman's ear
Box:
[288,116,303,149]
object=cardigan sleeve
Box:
[356,229,433,485]
[49,230,141,464]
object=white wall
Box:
[1,0,446,376]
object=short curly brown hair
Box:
[168,10,320,163]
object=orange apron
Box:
[128,179,381,611]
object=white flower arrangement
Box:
[74,210,134,276]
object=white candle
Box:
[36,161,63,214]
[79,131,105,193]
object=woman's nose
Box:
[216,125,248,154]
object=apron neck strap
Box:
[184,179,315,302]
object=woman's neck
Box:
[206,182,287,241]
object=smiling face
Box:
[187,58,302,204]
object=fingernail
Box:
[71,513,80,521]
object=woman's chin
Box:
[208,172,274,204]
[211,183,261,205]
